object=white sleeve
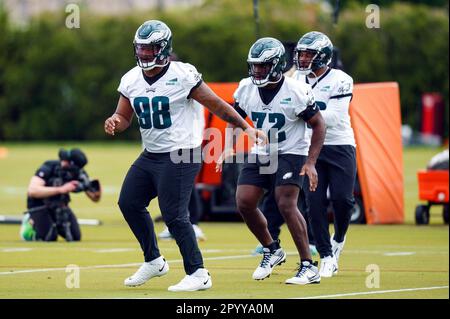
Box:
[293,84,315,117]
[321,76,353,127]
[233,79,248,114]
[180,63,203,97]
[117,75,130,99]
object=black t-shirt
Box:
[27,160,71,209]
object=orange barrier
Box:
[350,82,404,224]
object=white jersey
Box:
[293,68,356,146]
[234,77,316,156]
[118,61,204,153]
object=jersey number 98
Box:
[133,96,172,129]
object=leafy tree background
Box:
[0,0,448,141]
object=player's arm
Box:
[104,95,134,135]
[216,102,247,172]
[190,82,267,144]
[298,105,326,191]
[27,176,78,199]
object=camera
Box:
[74,171,100,193]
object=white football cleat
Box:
[168,268,212,292]
[158,227,173,240]
[124,256,169,287]
[252,247,286,280]
[331,233,346,263]
[319,255,338,278]
[285,261,321,285]
[192,224,207,241]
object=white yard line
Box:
[295,286,449,299]
[383,252,416,256]
[0,254,259,276]
[1,248,33,252]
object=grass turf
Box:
[0,143,448,298]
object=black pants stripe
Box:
[304,145,356,258]
[118,148,203,275]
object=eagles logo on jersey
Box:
[133,20,173,71]
[247,37,287,87]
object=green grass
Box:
[0,143,448,298]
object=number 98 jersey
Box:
[118,61,204,153]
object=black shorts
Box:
[237,153,306,191]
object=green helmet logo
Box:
[134,20,173,71]
[294,31,333,75]
[247,37,287,87]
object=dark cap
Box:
[58,148,88,168]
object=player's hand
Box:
[246,128,268,146]
[215,149,236,172]
[59,181,79,194]
[104,114,121,136]
[300,162,318,192]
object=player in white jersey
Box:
[293,31,357,278]
[217,37,326,285]
[104,20,266,292]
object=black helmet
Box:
[59,148,88,168]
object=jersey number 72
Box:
[251,111,286,143]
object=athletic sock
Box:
[266,239,281,252]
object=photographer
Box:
[20,148,101,242]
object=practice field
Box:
[0,143,448,299]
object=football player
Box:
[261,31,356,278]
[217,37,326,285]
[104,20,266,292]
[294,31,356,278]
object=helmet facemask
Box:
[293,48,322,76]
[248,59,283,87]
[134,40,170,71]
[294,31,333,76]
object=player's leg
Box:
[236,184,271,245]
[328,145,357,264]
[118,152,167,287]
[188,184,206,241]
[236,158,286,280]
[260,189,285,241]
[275,185,310,260]
[158,183,204,241]
[158,159,203,274]
[236,156,274,246]
[273,155,320,285]
[252,191,285,254]
[304,155,337,277]
[158,149,211,292]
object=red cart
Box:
[415,170,449,224]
